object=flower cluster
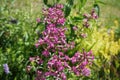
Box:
[26,56,43,73]
[28,4,94,80]
[43,4,65,25]
[35,27,71,57]
[71,50,94,76]
[35,4,74,57]
[83,9,98,28]
[3,63,10,74]
[29,56,43,65]
[34,50,94,80]
[36,54,69,80]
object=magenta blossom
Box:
[82,68,91,76]
[42,50,50,57]
[36,18,41,23]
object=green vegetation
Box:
[0,0,120,80]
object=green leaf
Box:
[94,4,100,16]
[24,32,29,41]
[70,24,75,36]
[56,0,61,3]
[43,0,48,5]
[64,4,71,17]
[79,0,87,11]
[67,0,74,6]
[73,16,83,22]
[96,0,106,5]
[0,31,4,37]
[80,0,85,3]
[88,41,97,51]
[99,67,105,78]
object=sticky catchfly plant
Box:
[27,4,95,80]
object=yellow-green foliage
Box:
[75,21,120,62]
[92,27,120,61]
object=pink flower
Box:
[29,57,35,62]
[81,33,87,38]
[59,52,64,56]
[82,61,88,66]
[92,13,98,19]
[26,65,32,73]
[71,57,77,64]
[55,4,64,9]
[35,43,40,48]
[57,18,66,25]
[61,72,66,80]
[64,55,70,61]
[83,19,88,23]
[73,26,78,30]
[82,68,91,76]
[72,66,80,76]
[83,22,90,28]
[74,52,81,58]
[91,9,98,19]
[58,66,64,71]
[36,18,41,23]
[38,39,44,45]
[42,50,50,57]
[83,14,91,18]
